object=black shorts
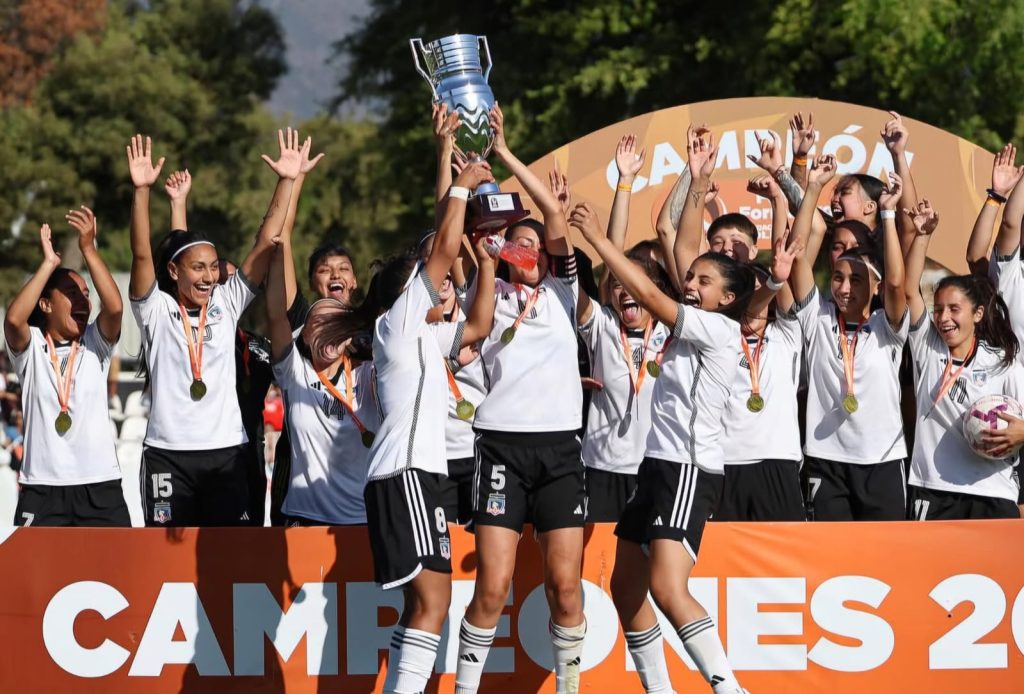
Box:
[909,485,1021,520]
[803,457,906,521]
[269,429,292,527]
[15,480,130,527]
[473,430,586,533]
[364,469,452,590]
[242,439,266,527]
[615,458,723,561]
[440,456,476,525]
[142,444,250,527]
[585,467,637,523]
[716,460,805,522]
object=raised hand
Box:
[687,123,717,180]
[299,135,326,174]
[790,112,815,158]
[488,102,508,156]
[881,111,910,156]
[40,224,60,268]
[548,160,571,215]
[126,134,165,189]
[453,160,495,191]
[66,205,98,250]
[747,130,784,173]
[904,199,939,235]
[568,202,603,240]
[704,180,720,204]
[261,127,307,180]
[433,102,461,152]
[771,228,804,284]
[615,134,646,182]
[807,154,837,186]
[878,171,904,211]
[451,150,468,176]
[991,143,1024,197]
[746,173,783,199]
[164,169,192,201]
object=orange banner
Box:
[1,522,1023,692]
[504,97,991,274]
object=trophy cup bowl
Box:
[411,33,529,231]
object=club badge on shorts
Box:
[486,493,506,516]
[154,501,172,524]
[438,537,451,560]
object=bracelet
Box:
[449,186,470,201]
[765,276,785,291]
[985,197,1003,208]
[617,181,634,193]
[793,156,808,166]
[986,188,1008,204]
[880,209,896,220]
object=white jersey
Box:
[130,273,255,450]
[908,315,1023,502]
[368,269,460,479]
[580,305,671,474]
[274,344,379,524]
[794,288,908,464]
[645,304,740,474]
[992,250,1024,361]
[8,324,120,485]
[474,274,582,432]
[722,316,803,465]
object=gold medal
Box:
[190,379,207,401]
[55,411,72,435]
[843,393,859,414]
[361,430,375,448]
[746,394,764,413]
[500,327,516,345]
[646,361,661,378]
[456,399,475,421]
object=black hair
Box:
[692,251,756,322]
[838,174,883,227]
[706,213,758,245]
[627,239,665,267]
[504,218,546,242]
[935,274,1019,367]
[27,268,77,329]
[625,244,675,300]
[307,242,354,284]
[155,229,215,296]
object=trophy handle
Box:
[478,36,493,83]
[409,38,439,100]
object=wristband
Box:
[765,276,785,292]
[617,181,634,193]
[449,186,470,201]
[880,209,896,220]
[986,188,1008,204]
[793,156,808,166]
[985,197,1003,208]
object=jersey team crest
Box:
[486,493,506,516]
[153,502,171,524]
[439,537,451,560]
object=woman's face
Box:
[829,225,863,270]
[830,258,876,317]
[41,271,90,340]
[310,254,358,306]
[682,258,734,312]
[169,245,219,308]
[830,177,875,225]
[933,286,983,351]
[610,269,651,330]
[506,224,547,286]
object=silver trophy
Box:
[411,33,528,231]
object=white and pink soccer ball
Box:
[962,394,1024,460]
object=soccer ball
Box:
[962,394,1024,460]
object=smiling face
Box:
[507,223,548,286]
[933,285,983,352]
[40,271,91,340]
[830,258,876,318]
[310,253,358,306]
[682,257,736,312]
[708,226,757,263]
[830,176,877,225]
[609,269,651,330]
[168,244,219,309]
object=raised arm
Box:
[655,166,691,291]
[881,112,920,256]
[967,144,1020,271]
[489,104,573,256]
[748,173,796,313]
[609,134,645,249]
[244,128,315,286]
[460,235,497,344]
[878,172,907,326]
[788,156,837,302]
[427,161,494,291]
[676,124,718,278]
[3,225,61,353]
[748,228,804,322]
[994,145,1024,258]
[799,154,837,264]
[164,169,191,231]
[265,240,293,363]
[67,206,122,343]
[278,140,326,309]
[789,112,815,188]
[570,202,678,325]
[126,134,165,299]
[749,126,830,245]
[903,200,939,325]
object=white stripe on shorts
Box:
[402,471,427,556]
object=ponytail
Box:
[936,274,1018,367]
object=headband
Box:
[170,240,216,261]
[838,253,882,281]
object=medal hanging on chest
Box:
[318,355,375,448]
[46,334,79,435]
[445,360,475,421]
[837,315,867,415]
[178,302,209,401]
[741,332,766,413]
[619,321,656,398]
[501,284,541,346]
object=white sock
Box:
[549,619,586,694]
[625,624,676,693]
[454,618,496,694]
[386,627,440,694]
[677,617,740,692]
[382,625,405,692]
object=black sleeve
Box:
[287,288,310,331]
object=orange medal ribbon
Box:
[837,314,868,413]
[317,355,375,448]
[933,338,977,407]
[45,334,78,434]
[618,320,655,395]
[741,331,766,412]
[177,302,208,400]
[500,283,542,344]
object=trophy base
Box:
[469,191,530,232]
